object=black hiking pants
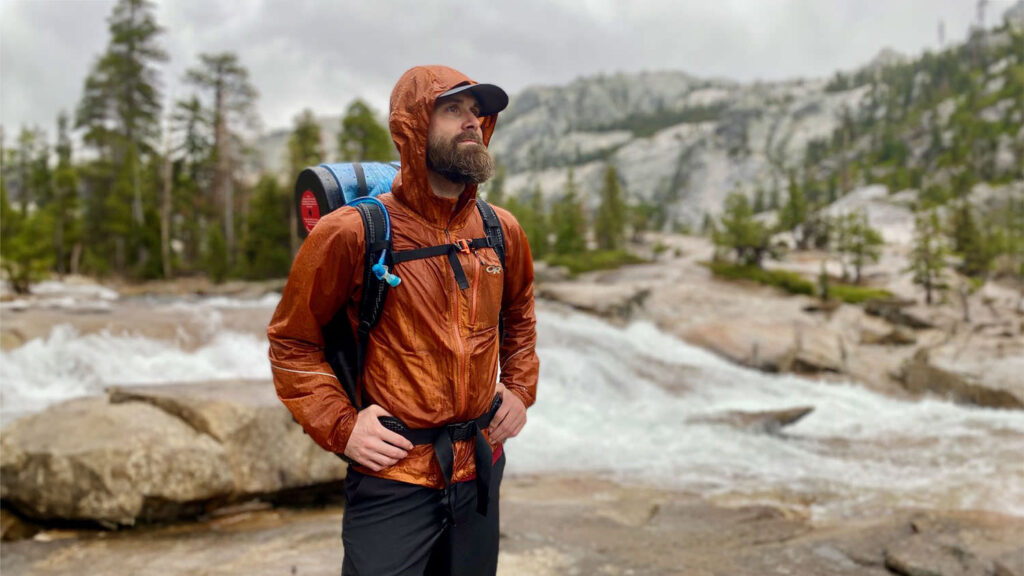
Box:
[340,453,505,576]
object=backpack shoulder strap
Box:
[353,202,391,385]
[475,198,505,268]
[476,198,509,344]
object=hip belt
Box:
[377,393,503,522]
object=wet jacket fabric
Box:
[268,65,539,489]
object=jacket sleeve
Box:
[496,208,539,408]
[267,208,365,454]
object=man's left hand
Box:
[488,383,527,444]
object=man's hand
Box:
[488,383,527,444]
[343,405,415,472]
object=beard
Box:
[426,130,494,185]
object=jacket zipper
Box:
[445,228,468,418]
[469,252,484,326]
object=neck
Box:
[427,169,465,201]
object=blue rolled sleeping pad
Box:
[294,161,400,238]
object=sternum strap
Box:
[391,237,493,291]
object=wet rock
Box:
[901,349,1024,410]
[691,406,815,434]
[1,381,347,527]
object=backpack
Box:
[319,192,506,411]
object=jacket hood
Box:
[389,65,499,228]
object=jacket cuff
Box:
[506,384,534,409]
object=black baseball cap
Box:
[437,82,509,117]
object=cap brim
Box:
[438,83,509,117]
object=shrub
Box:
[545,250,647,276]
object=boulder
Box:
[901,349,1024,410]
[680,320,794,372]
[884,535,992,576]
[1,396,232,526]
[679,321,847,374]
[107,380,347,496]
[0,380,347,526]
[537,282,650,321]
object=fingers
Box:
[489,405,526,444]
[378,427,415,451]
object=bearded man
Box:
[268,65,539,575]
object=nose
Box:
[462,111,481,131]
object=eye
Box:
[446,104,460,114]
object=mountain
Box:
[257,1,1024,230]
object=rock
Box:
[1,396,233,526]
[680,320,847,374]
[860,325,917,345]
[107,380,347,497]
[866,299,935,330]
[691,406,814,434]
[537,282,649,321]
[0,507,39,542]
[884,535,992,576]
[681,320,794,371]
[787,324,847,373]
[1,381,348,527]
[901,349,1024,410]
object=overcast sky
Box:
[0,0,1004,139]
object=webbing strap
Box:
[378,394,502,521]
[391,237,494,291]
[353,162,368,197]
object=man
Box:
[267,65,539,575]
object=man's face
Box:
[426,92,494,185]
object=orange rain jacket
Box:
[267,66,539,489]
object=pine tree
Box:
[836,210,884,283]
[528,186,551,258]
[185,52,258,267]
[74,0,167,274]
[337,99,393,161]
[288,109,324,255]
[170,95,213,270]
[949,199,991,277]
[594,165,627,251]
[713,192,776,267]
[1,128,54,293]
[552,169,587,255]
[504,186,549,260]
[52,112,81,276]
[908,208,949,305]
[753,188,766,213]
[781,171,809,248]
[485,162,506,206]
[243,174,292,279]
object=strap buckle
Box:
[454,239,472,254]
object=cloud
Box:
[1,0,978,139]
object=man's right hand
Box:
[343,405,415,472]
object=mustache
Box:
[456,131,483,144]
